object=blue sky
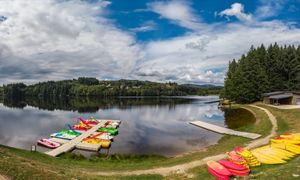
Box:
[0,0,300,85]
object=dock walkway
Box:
[190,121,261,139]
[46,120,119,157]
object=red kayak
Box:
[207,161,231,177]
[218,160,248,171]
[37,138,60,149]
[227,168,249,177]
[208,167,229,180]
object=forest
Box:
[1,78,222,99]
[223,43,300,103]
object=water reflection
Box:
[0,96,248,157]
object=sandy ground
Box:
[88,105,278,177]
[0,175,8,180]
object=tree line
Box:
[223,43,300,103]
[1,78,222,99]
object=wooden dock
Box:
[46,119,120,157]
[190,121,261,139]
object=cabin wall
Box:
[263,97,271,104]
[291,95,300,105]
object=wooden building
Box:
[262,91,300,105]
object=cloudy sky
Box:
[0,0,300,85]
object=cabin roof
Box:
[269,93,293,100]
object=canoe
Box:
[37,138,60,149]
[50,133,77,140]
[218,160,248,171]
[207,167,229,180]
[207,161,231,176]
[98,127,118,136]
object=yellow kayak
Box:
[271,137,300,144]
[251,151,286,164]
[252,148,290,160]
[280,134,300,140]
[271,143,300,154]
[255,145,295,159]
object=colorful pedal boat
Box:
[37,138,60,149]
[82,138,111,148]
[98,127,118,136]
[50,133,77,140]
[58,130,81,136]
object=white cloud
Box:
[134,21,300,84]
[130,21,157,32]
[255,0,286,19]
[0,0,141,84]
[147,0,204,30]
[219,3,252,22]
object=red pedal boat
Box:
[37,138,60,149]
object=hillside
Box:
[2,78,223,99]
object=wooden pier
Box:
[46,119,120,157]
[190,121,261,139]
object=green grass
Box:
[0,105,275,179]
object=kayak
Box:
[227,168,249,177]
[50,133,77,140]
[271,137,300,144]
[251,151,286,164]
[235,147,261,166]
[226,151,248,167]
[207,166,229,180]
[271,143,300,154]
[207,161,231,176]
[98,127,118,136]
[37,138,60,149]
[280,134,300,140]
[218,160,248,171]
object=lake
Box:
[0,96,255,157]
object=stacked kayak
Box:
[235,147,260,166]
[207,161,231,180]
[218,160,250,177]
[226,151,248,167]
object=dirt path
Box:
[0,175,9,180]
[90,105,277,177]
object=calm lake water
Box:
[0,96,254,157]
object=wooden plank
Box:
[46,120,109,157]
[190,121,261,139]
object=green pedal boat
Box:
[98,127,118,136]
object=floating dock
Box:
[190,121,261,139]
[45,119,120,157]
